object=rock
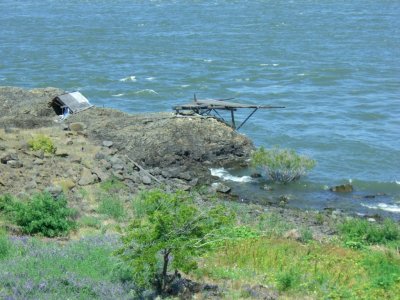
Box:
[211,182,231,193]
[95,152,106,160]
[92,167,110,182]
[112,164,124,171]
[283,229,301,241]
[55,149,69,157]
[7,160,23,168]
[31,150,44,159]
[0,143,6,151]
[1,153,18,164]
[263,185,273,191]
[78,168,97,186]
[251,172,262,178]
[70,156,82,164]
[178,171,192,181]
[45,185,63,197]
[66,139,73,145]
[102,140,113,148]
[25,180,37,190]
[69,122,86,132]
[141,175,152,185]
[330,183,353,193]
[242,284,278,300]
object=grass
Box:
[338,218,400,249]
[0,234,133,299]
[98,196,125,221]
[100,177,127,193]
[195,238,400,299]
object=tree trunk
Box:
[161,249,170,293]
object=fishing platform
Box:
[173,95,284,130]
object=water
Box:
[1,0,399,217]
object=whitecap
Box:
[119,76,137,82]
[395,180,400,185]
[203,59,213,63]
[134,89,158,95]
[272,63,279,67]
[259,63,269,66]
[210,168,253,183]
[361,203,400,213]
[112,93,124,97]
[180,84,190,88]
[146,77,155,81]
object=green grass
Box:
[0,230,11,260]
[79,216,102,229]
[195,238,400,299]
[100,177,127,193]
[339,218,400,249]
[98,196,125,220]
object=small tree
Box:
[116,189,234,295]
[251,146,315,183]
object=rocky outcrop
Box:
[0,86,254,194]
[0,86,63,129]
[67,108,253,182]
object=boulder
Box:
[102,140,113,148]
[78,168,97,186]
[211,182,231,193]
[330,184,353,193]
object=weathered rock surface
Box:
[67,108,253,182]
[0,86,64,129]
[330,183,353,193]
[0,86,254,194]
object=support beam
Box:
[236,108,258,131]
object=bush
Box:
[339,218,400,247]
[11,192,76,237]
[98,196,125,220]
[28,134,56,154]
[0,230,11,260]
[117,189,235,294]
[251,146,315,183]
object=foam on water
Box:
[210,168,253,183]
[112,93,124,97]
[119,76,137,82]
[361,203,400,213]
[134,89,158,95]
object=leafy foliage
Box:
[339,218,400,248]
[0,230,11,260]
[9,192,76,237]
[251,146,315,183]
[116,189,235,293]
[28,134,57,154]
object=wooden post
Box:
[230,109,236,129]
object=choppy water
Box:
[1,0,399,217]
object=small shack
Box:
[52,91,93,118]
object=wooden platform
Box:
[173,95,284,130]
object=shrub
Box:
[339,218,400,247]
[98,196,125,220]
[28,134,56,154]
[117,189,235,294]
[0,230,11,260]
[251,146,315,183]
[12,192,76,237]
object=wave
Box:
[361,203,400,213]
[119,76,137,82]
[112,93,124,97]
[134,89,158,95]
[210,168,253,183]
